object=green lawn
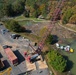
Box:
[18,20,35,26]
[15,15,48,26]
[15,15,49,22]
[19,33,40,42]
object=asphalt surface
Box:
[0,25,50,75]
[0,25,15,44]
[0,25,27,75]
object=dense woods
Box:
[0,0,76,24]
[0,0,26,17]
[25,0,76,24]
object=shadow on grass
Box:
[51,35,59,45]
[25,29,32,33]
[63,56,73,72]
[13,50,25,64]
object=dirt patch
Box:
[25,21,76,43]
[66,24,76,28]
[52,24,76,38]
[50,23,76,44]
[25,22,50,35]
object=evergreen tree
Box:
[48,50,67,72]
[62,8,73,24]
[5,20,24,32]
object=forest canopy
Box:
[0,0,76,24]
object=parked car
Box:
[10,34,20,39]
[2,45,12,49]
[1,29,9,34]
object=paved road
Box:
[0,25,28,75]
[0,25,15,44]
[0,25,50,75]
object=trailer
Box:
[4,48,18,66]
[0,59,4,69]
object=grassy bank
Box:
[19,33,40,42]
[14,15,50,22]
[58,21,76,32]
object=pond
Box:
[69,40,76,75]
[60,39,76,75]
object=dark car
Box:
[2,45,12,49]
[10,34,20,39]
[3,45,8,49]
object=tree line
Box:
[61,0,76,24]
[0,0,76,24]
[0,0,26,17]
[25,0,76,24]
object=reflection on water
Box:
[61,38,76,75]
[69,40,76,75]
[70,40,76,49]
